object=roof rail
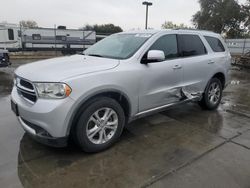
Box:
[173,28,215,33]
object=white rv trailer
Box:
[0,23,20,50]
[0,23,96,53]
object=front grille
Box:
[20,79,34,90]
[16,77,37,103]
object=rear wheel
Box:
[199,78,222,110]
[73,97,125,152]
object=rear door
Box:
[177,34,211,96]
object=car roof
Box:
[122,29,220,37]
[122,29,160,34]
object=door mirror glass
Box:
[147,50,165,62]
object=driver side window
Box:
[149,34,178,60]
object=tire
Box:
[199,78,222,110]
[73,97,125,152]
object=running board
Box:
[133,97,199,120]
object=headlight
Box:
[34,83,72,99]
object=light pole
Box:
[142,1,153,29]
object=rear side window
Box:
[204,36,225,52]
[178,34,207,57]
[149,34,178,59]
[8,29,14,40]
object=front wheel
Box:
[73,97,125,152]
[199,78,222,110]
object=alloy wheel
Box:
[208,82,221,105]
[86,108,118,144]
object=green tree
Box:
[243,0,250,28]
[19,20,38,28]
[192,0,246,38]
[162,21,191,29]
[82,24,123,34]
[82,24,94,31]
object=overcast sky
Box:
[0,0,247,30]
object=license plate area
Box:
[11,100,19,116]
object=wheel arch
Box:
[66,89,131,136]
[212,72,226,89]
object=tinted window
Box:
[178,34,207,57]
[56,35,67,41]
[205,36,225,52]
[149,34,178,59]
[32,34,41,40]
[8,29,14,40]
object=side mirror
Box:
[142,50,165,64]
[148,50,165,61]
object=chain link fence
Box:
[225,38,250,56]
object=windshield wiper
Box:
[77,52,85,55]
[86,54,104,57]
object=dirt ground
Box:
[0,59,250,188]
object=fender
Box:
[65,88,132,136]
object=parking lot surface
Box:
[0,60,250,188]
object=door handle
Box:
[208,60,215,64]
[173,65,182,70]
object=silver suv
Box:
[11,30,231,152]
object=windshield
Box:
[84,33,152,59]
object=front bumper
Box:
[18,117,68,147]
[11,85,75,146]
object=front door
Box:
[139,34,183,112]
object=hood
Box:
[15,55,120,82]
